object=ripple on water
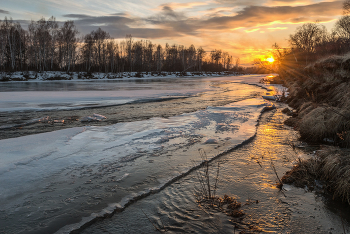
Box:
[80,103,350,234]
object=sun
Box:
[266,57,275,63]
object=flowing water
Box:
[0,75,349,234]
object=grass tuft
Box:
[282,146,350,204]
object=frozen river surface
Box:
[2,75,328,234]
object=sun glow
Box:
[266,57,275,63]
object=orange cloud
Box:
[265,0,314,7]
[245,28,260,33]
[198,1,343,30]
[267,27,288,31]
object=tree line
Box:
[269,0,350,71]
[0,17,240,74]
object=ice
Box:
[80,113,107,122]
[0,74,276,112]
[0,81,209,112]
[0,74,278,233]
[262,95,277,100]
[0,97,269,195]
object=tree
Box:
[211,49,222,71]
[0,15,239,74]
[344,0,350,15]
[156,44,163,72]
[58,21,78,72]
[197,47,206,72]
[125,34,133,73]
[289,23,327,64]
[335,16,350,39]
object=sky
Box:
[0,0,344,65]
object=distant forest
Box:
[0,17,243,74]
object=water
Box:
[0,78,209,112]
[0,75,348,234]
[80,103,350,234]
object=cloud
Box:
[213,0,262,5]
[265,0,314,6]
[245,28,260,33]
[59,13,180,39]
[16,1,342,42]
[267,27,288,30]
[0,9,9,14]
[156,2,209,11]
[145,6,197,35]
[142,1,342,37]
[198,1,343,30]
[63,14,91,19]
[200,6,238,17]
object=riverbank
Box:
[277,53,350,206]
[0,71,243,82]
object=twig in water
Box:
[270,159,282,185]
[213,162,220,198]
[159,215,168,232]
[195,149,221,202]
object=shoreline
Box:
[276,53,350,206]
[0,71,246,82]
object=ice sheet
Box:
[0,74,274,112]
[0,74,277,233]
[0,98,272,234]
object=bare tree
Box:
[197,47,206,72]
[58,21,78,72]
[0,16,240,74]
[289,23,327,64]
[344,0,350,15]
[335,16,350,39]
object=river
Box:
[0,75,348,233]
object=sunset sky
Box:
[0,0,344,65]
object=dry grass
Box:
[281,53,350,206]
[298,102,314,118]
[299,107,327,142]
[317,148,350,204]
[282,146,350,204]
